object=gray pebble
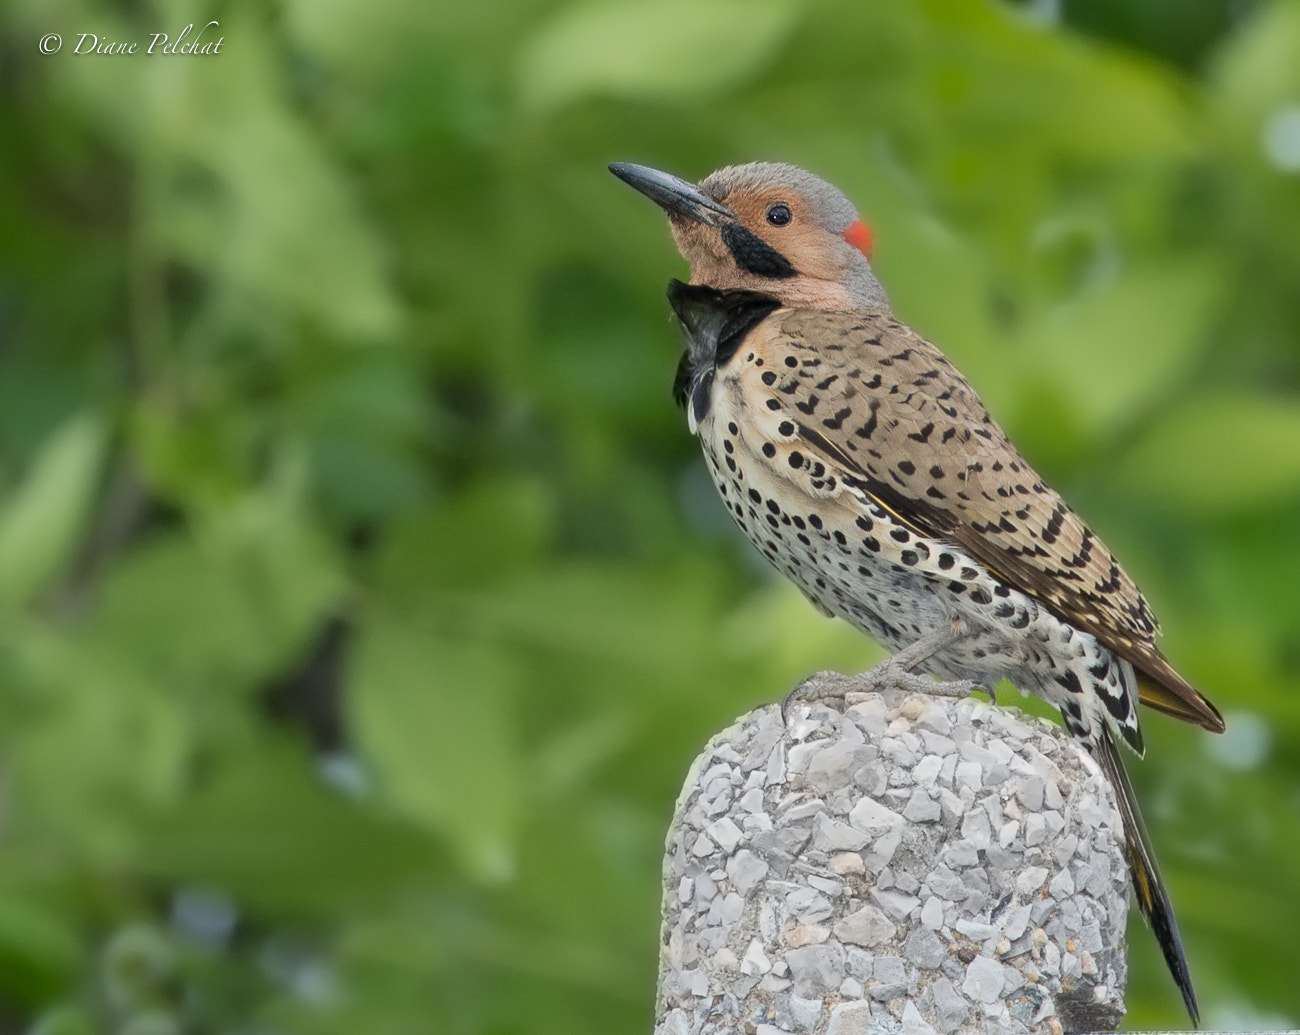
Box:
[813,813,870,853]
[833,905,897,947]
[874,888,921,920]
[726,849,769,894]
[1014,866,1049,896]
[789,995,822,1030]
[787,888,834,924]
[845,947,874,980]
[904,927,948,969]
[870,954,908,1000]
[786,944,845,997]
[962,954,1006,1003]
[1002,903,1033,942]
[847,796,904,836]
[903,786,942,823]
[824,1000,874,1035]
[930,977,969,1032]
[807,743,875,794]
[902,1000,939,1035]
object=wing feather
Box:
[751,308,1223,733]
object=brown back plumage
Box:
[759,307,1224,734]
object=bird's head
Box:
[610,161,887,311]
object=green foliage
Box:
[2,0,1299,1030]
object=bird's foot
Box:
[782,660,982,721]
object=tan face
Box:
[611,161,887,311]
[724,187,851,283]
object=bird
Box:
[610,159,1224,1024]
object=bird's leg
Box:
[783,618,984,718]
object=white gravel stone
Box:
[903,927,948,969]
[903,999,939,1035]
[962,954,1006,1003]
[790,995,824,1029]
[833,905,897,947]
[824,1001,874,1035]
[931,977,969,1032]
[814,812,871,852]
[708,816,744,854]
[847,796,904,837]
[1014,866,1049,896]
[903,786,942,822]
[1002,904,1033,942]
[726,848,769,894]
[787,943,845,997]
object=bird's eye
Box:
[766,203,792,227]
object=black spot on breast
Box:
[1056,670,1084,696]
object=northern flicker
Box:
[611,160,1224,1023]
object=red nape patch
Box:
[842,218,873,260]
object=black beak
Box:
[610,162,734,227]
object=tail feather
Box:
[1093,727,1200,1026]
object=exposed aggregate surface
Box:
[655,679,1129,1035]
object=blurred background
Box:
[2,0,1299,1031]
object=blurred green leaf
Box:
[351,617,520,881]
[1018,258,1223,435]
[1118,393,1300,512]
[520,0,802,111]
[0,413,105,613]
